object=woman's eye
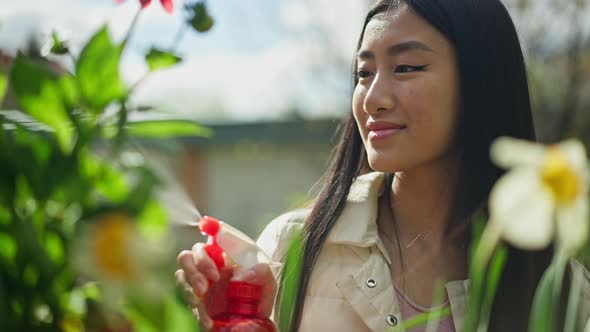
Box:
[356,70,373,79]
[395,64,428,73]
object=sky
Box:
[1,0,588,123]
[0,0,367,123]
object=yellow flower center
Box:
[92,213,136,281]
[541,147,581,204]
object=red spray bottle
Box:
[199,216,278,332]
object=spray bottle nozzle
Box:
[197,215,272,272]
[200,215,221,237]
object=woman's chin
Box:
[367,156,404,174]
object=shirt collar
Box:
[327,171,387,245]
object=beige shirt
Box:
[256,172,590,332]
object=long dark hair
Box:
[281,1,555,331]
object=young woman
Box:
[177,0,590,331]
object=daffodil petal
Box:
[490,168,555,250]
[558,140,589,172]
[490,137,546,169]
[555,197,590,256]
[558,140,590,191]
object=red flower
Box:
[115,0,174,14]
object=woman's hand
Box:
[176,242,278,330]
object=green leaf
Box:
[137,200,167,238]
[0,206,10,225]
[44,232,64,265]
[124,298,166,332]
[50,31,69,55]
[477,244,508,331]
[484,246,507,305]
[79,151,100,178]
[529,258,567,332]
[60,287,87,316]
[187,2,215,32]
[101,125,118,139]
[80,152,129,203]
[58,74,80,108]
[278,227,303,332]
[96,164,129,203]
[564,262,584,332]
[23,264,40,286]
[164,296,201,332]
[0,233,17,262]
[464,215,487,332]
[529,266,556,332]
[14,176,36,216]
[0,71,7,102]
[399,307,451,330]
[76,26,126,111]
[13,122,52,165]
[127,120,213,138]
[398,279,451,330]
[80,282,101,301]
[124,308,160,332]
[126,166,160,211]
[10,55,74,153]
[145,48,182,71]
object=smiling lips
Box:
[366,121,406,141]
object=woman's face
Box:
[353,4,460,173]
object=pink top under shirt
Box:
[394,284,456,332]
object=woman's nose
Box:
[363,74,395,115]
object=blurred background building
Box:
[171,119,337,237]
[1,0,589,243]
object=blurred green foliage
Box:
[0,1,215,331]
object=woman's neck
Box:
[389,155,460,249]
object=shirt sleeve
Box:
[256,209,309,324]
[256,209,308,263]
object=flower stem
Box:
[563,261,582,332]
[425,279,447,332]
[121,7,142,53]
[474,223,501,266]
[130,23,187,94]
[552,254,568,331]
[169,24,188,52]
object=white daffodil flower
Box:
[489,137,589,256]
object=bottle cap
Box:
[226,281,261,302]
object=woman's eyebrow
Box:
[358,40,435,60]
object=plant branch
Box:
[121,7,143,53]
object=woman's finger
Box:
[177,250,209,296]
[175,269,200,308]
[175,269,213,329]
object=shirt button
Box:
[366,278,377,288]
[386,315,398,326]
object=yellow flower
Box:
[489,137,589,255]
[73,211,173,304]
[91,213,137,281]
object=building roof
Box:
[179,118,342,146]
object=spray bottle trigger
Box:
[205,242,225,270]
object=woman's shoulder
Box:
[256,209,309,262]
